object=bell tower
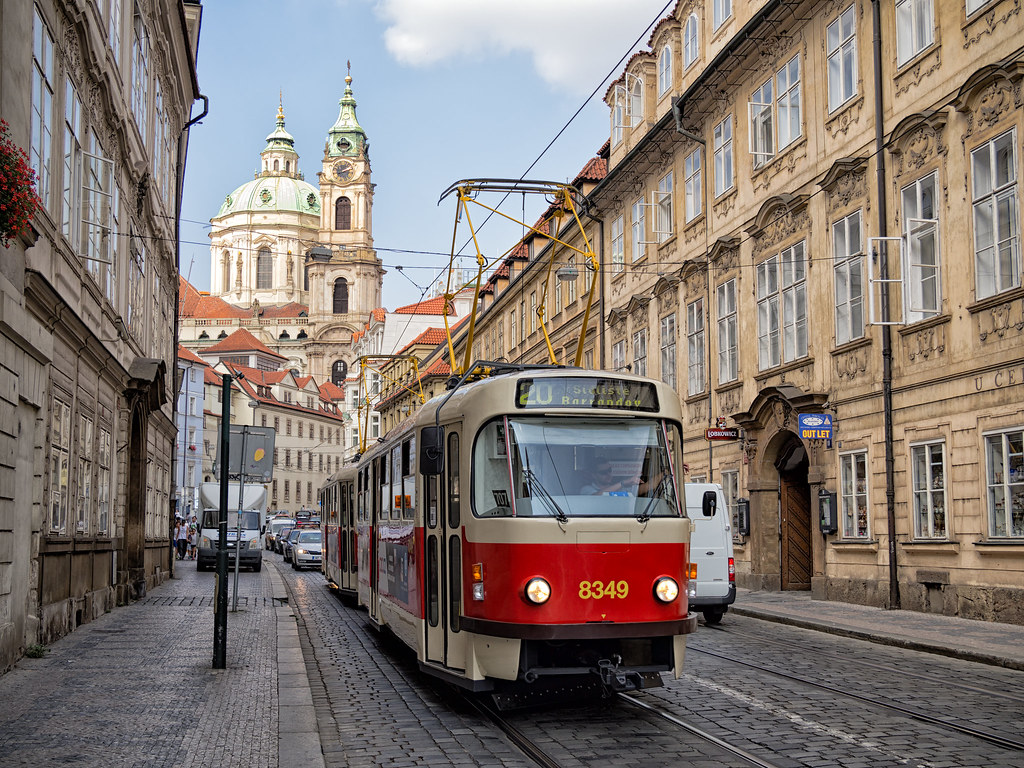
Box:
[310,63,383,323]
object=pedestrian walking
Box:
[188,521,198,560]
[175,516,188,560]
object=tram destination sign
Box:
[515,377,659,412]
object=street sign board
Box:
[798,414,833,440]
[212,425,276,482]
[705,427,740,440]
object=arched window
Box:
[285,160,290,172]
[256,248,273,290]
[222,251,230,290]
[684,14,699,69]
[629,76,643,127]
[332,360,348,385]
[333,278,349,314]
[658,45,672,95]
[335,196,352,230]
[273,159,279,171]
[303,264,309,292]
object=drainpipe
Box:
[871,0,899,610]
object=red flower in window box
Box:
[0,120,41,249]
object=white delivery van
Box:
[685,483,736,624]
[196,482,266,572]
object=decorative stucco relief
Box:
[752,142,809,195]
[826,96,864,140]
[967,80,1019,136]
[977,299,1024,341]
[895,50,943,99]
[713,191,737,219]
[964,0,1021,49]
[718,387,742,415]
[688,400,707,425]
[751,207,810,257]
[834,346,869,380]
[904,324,947,361]
[683,219,706,245]
[891,120,949,177]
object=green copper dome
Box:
[215,103,321,218]
[216,176,321,218]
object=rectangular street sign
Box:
[798,413,833,440]
[705,427,740,440]
[212,425,276,482]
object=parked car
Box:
[274,527,293,554]
[265,517,295,551]
[291,529,323,570]
[282,528,303,563]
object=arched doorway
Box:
[775,434,812,590]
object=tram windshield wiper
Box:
[522,468,569,524]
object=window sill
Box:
[751,136,807,180]
[900,540,960,553]
[829,538,878,549]
[830,335,872,358]
[715,379,743,395]
[825,94,863,124]
[753,355,813,383]
[656,233,678,251]
[974,539,1024,548]
[897,312,951,336]
[966,285,1024,315]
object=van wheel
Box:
[253,561,262,572]
[702,608,725,625]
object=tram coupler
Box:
[596,658,644,692]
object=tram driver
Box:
[579,459,664,496]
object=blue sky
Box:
[179,0,671,310]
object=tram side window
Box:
[448,432,460,529]
[402,438,415,520]
[391,445,402,519]
[348,484,355,527]
[378,457,389,521]
[473,419,515,517]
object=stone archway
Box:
[733,385,826,592]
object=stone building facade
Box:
[0,0,202,668]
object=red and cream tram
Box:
[320,366,697,695]
[321,466,358,600]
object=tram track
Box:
[703,623,1024,705]
[687,644,1024,753]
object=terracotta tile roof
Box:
[294,375,313,388]
[258,302,308,318]
[573,156,607,185]
[424,358,451,375]
[647,14,678,47]
[318,381,346,401]
[178,345,208,366]
[393,296,454,315]
[371,307,387,322]
[397,327,448,355]
[597,138,610,157]
[178,277,250,320]
[492,262,510,279]
[203,367,223,385]
[199,328,288,360]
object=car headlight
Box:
[653,577,679,603]
[524,577,551,604]
[249,538,261,549]
[200,536,211,548]
[296,548,306,555]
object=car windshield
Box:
[297,531,321,543]
[472,416,683,519]
[288,529,303,541]
[202,510,261,530]
[271,520,294,533]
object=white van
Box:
[685,483,736,624]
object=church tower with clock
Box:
[197,71,385,386]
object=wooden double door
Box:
[780,465,812,590]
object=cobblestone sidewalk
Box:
[0,561,280,768]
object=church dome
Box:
[216,175,321,218]
[214,103,322,219]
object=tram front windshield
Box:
[473,417,683,519]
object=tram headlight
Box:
[653,576,679,603]
[524,577,551,604]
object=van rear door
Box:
[686,485,731,600]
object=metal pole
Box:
[872,0,899,610]
[213,374,231,669]
[231,427,247,612]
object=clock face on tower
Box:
[332,159,356,182]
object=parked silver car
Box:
[291,529,322,570]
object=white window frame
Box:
[131,3,150,146]
[631,197,646,261]
[713,115,733,197]
[566,255,577,304]
[966,0,989,12]
[97,426,111,534]
[660,313,677,391]
[529,291,537,334]
[127,226,146,336]
[834,211,865,345]
[717,279,738,384]
[757,242,806,369]
[896,0,935,67]
[722,469,740,537]
[684,149,702,222]
[840,450,870,539]
[827,6,858,113]
[687,298,705,396]
[658,44,673,96]
[901,172,941,320]
[31,7,56,211]
[611,215,625,273]
[77,413,94,534]
[683,14,699,69]
[63,78,83,248]
[612,87,625,147]
[971,129,1019,300]
[656,171,675,241]
[985,428,1024,538]
[611,339,626,372]
[911,441,947,539]
[713,0,732,30]
[632,329,648,377]
[82,141,114,266]
[749,55,801,168]
[108,0,123,63]
[50,396,72,534]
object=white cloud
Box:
[374,0,670,94]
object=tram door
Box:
[424,426,466,671]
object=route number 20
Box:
[578,580,629,599]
